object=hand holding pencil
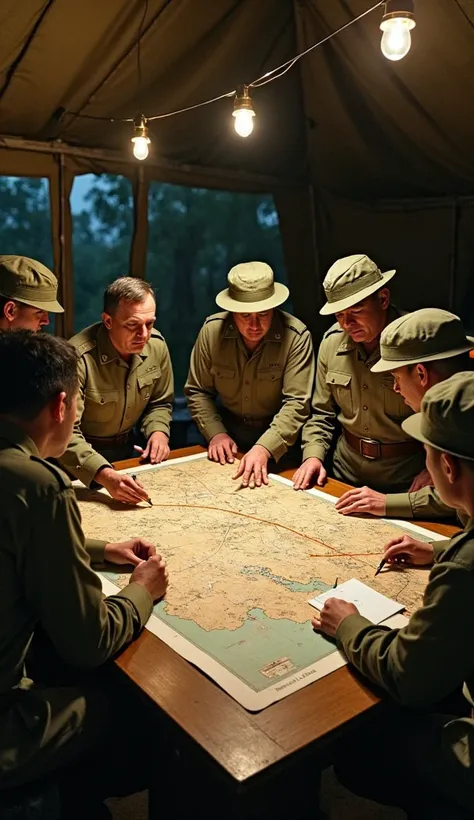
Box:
[375,534,435,576]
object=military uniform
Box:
[185,309,315,461]
[301,307,425,492]
[59,322,174,486]
[0,419,153,788]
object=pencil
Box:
[131,474,153,506]
[374,558,386,577]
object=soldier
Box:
[335,308,474,521]
[185,262,315,488]
[0,330,168,817]
[313,372,474,819]
[293,254,425,493]
[0,255,63,330]
[59,277,174,504]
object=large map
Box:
[76,453,443,710]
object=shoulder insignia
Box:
[204,311,228,324]
[150,328,164,341]
[29,456,71,491]
[279,311,308,336]
[74,339,96,357]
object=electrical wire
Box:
[62,0,386,124]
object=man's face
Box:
[232,310,274,348]
[392,366,426,411]
[103,294,156,357]
[334,290,389,345]
[3,301,50,331]
[50,390,79,459]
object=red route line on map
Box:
[149,503,380,559]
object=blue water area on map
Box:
[102,571,336,693]
[240,565,331,593]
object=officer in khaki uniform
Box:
[0,331,168,814]
[185,262,315,487]
[313,372,474,819]
[293,254,425,493]
[0,255,63,331]
[59,277,174,504]
[335,308,474,523]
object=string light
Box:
[380,0,416,61]
[232,85,255,138]
[131,115,150,160]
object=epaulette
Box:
[74,339,96,357]
[204,311,227,324]
[150,328,164,341]
[29,456,72,491]
[281,314,308,336]
[323,321,343,340]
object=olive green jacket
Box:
[185,310,315,461]
[385,484,469,527]
[0,420,153,700]
[336,522,474,792]
[59,323,174,486]
[301,307,424,490]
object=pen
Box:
[131,474,153,506]
[374,558,386,577]
[333,577,339,588]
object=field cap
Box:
[215,262,289,313]
[0,256,63,313]
[402,372,474,461]
[320,254,395,316]
[372,309,474,373]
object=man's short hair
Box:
[409,353,474,380]
[103,277,155,315]
[0,330,79,420]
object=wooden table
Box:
[113,446,459,817]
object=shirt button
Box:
[364,426,369,432]
[127,384,131,390]
[363,384,368,389]
[100,397,105,404]
[363,405,368,411]
[244,397,249,401]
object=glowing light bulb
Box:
[233,109,255,138]
[380,17,414,60]
[131,115,150,160]
[132,136,150,160]
[232,85,255,138]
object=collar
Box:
[0,419,40,458]
[97,324,149,368]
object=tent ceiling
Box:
[0,0,474,197]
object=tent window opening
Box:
[71,174,133,334]
[0,176,54,332]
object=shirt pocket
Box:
[84,389,118,423]
[381,374,409,420]
[326,370,353,416]
[137,367,161,402]
[256,367,283,414]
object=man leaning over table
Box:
[59,276,173,505]
[293,254,425,493]
[314,372,474,820]
[185,262,315,488]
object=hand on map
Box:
[335,486,386,517]
[233,445,270,488]
[95,467,150,505]
[292,457,327,490]
[382,534,434,567]
[311,598,359,637]
[409,468,434,492]
[131,554,169,602]
[208,433,238,464]
[104,538,157,566]
[134,432,170,464]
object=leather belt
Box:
[343,429,422,461]
[86,431,132,449]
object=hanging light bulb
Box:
[232,85,255,138]
[380,0,416,61]
[131,115,151,160]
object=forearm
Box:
[257,398,309,462]
[386,486,456,521]
[58,430,111,487]
[186,389,227,441]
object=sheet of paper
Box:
[308,578,404,624]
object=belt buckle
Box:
[360,438,381,460]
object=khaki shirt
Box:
[0,419,152,703]
[336,522,474,809]
[302,307,424,491]
[386,484,469,526]
[59,323,174,486]
[184,310,315,461]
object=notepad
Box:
[308,578,404,624]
